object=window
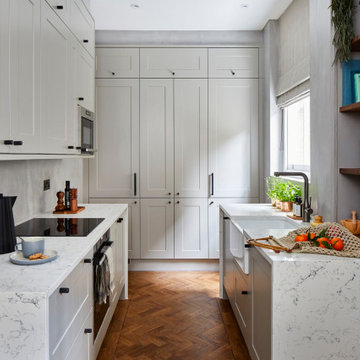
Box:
[283,95,310,173]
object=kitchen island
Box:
[220,203,360,360]
[0,204,128,360]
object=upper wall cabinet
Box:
[140,48,207,78]
[209,48,259,78]
[70,0,94,57]
[96,48,139,78]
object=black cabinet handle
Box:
[176,201,180,204]
[209,201,214,206]
[111,72,115,76]
[241,291,248,295]
[78,97,84,101]
[117,218,123,223]
[56,5,63,9]
[68,146,74,149]
[176,192,180,196]
[244,244,251,248]
[83,39,89,43]
[134,173,137,196]
[84,328,92,334]
[14,141,23,146]
[59,287,70,294]
[84,258,92,263]
[210,173,214,196]
[4,140,14,145]
[134,201,137,204]
[230,70,235,75]
[168,201,172,204]
[76,146,82,150]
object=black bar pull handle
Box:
[84,258,92,263]
[13,141,23,146]
[56,5,63,9]
[84,328,92,334]
[68,146,74,149]
[78,97,84,101]
[117,218,123,223]
[83,39,89,43]
[241,291,248,295]
[4,140,14,145]
[59,287,70,294]
[134,173,137,196]
[210,173,214,196]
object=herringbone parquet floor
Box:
[97,272,250,360]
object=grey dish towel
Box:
[95,257,110,305]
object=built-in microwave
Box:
[78,106,95,154]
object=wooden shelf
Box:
[339,168,360,176]
[340,102,360,113]
[351,34,360,52]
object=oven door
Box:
[81,117,94,151]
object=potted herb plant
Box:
[265,177,278,207]
[276,182,302,212]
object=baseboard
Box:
[129,259,219,271]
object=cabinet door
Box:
[209,79,259,198]
[141,199,174,259]
[175,198,208,259]
[0,0,11,152]
[209,48,259,78]
[223,218,234,300]
[90,79,139,198]
[110,220,124,299]
[89,198,141,259]
[95,48,139,78]
[174,79,208,198]
[45,0,71,26]
[9,0,40,153]
[77,44,95,112]
[140,48,207,78]
[40,1,73,154]
[140,79,174,198]
[251,248,271,360]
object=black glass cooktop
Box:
[15,218,104,237]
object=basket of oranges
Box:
[273,222,360,258]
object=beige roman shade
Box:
[276,0,310,106]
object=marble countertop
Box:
[0,204,127,295]
[220,203,359,264]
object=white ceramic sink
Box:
[232,216,299,230]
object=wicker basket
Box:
[273,222,360,258]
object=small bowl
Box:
[340,219,360,235]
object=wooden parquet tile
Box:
[97,272,251,360]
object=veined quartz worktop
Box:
[0,204,128,360]
[220,203,360,360]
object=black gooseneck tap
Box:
[273,172,313,223]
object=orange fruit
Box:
[330,238,344,251]
[310,233,316,240]
[295,234,308,242]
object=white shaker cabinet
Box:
[141,199,174,259]
[140,48,207,78]
[140,79,174,198]
[90,198,141,260]
[40,1,74,154]
[174,79,208,198]
[0,0,40,153]
[45,0,71,26]
[209,79,259,198]
[90,79,139,198]
[95,48,139,78]
[174,198,208,259]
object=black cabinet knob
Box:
[134,201,137,204]
[117,218,123,223]
[176,201,180,204]
[4,140,14,145]
[111,72,115,75]
[230,70,235,75]
[84,258,92,263]
[83,39,89,43]
[78,97,84,101]
[59,287,70,294]
[56,5,63,9]
[241,291,248,295]
[13,141,23,146]
[168,201,171,204]
[84,328,92,334]
[176,192,180,196]
[68,146,74,149]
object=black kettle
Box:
[0,194,17,254]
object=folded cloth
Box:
[95,256,110,305]
[104,246,115,298]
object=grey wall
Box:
[95,30,263,46]
[0,159,84,225]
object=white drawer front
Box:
[49,250,93,356]
[209,48,258,78]
[96,48,139,78]
[45,0,71,25]
[140,48,207,78]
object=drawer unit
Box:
[70,0,94,57]
[45,0,71,25]
[209,48,259,78]
[140,48,207,78]
[96,48,140,78]
[49,249,93,357]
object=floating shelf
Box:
[339,168,360,176]
[351,34,360,52]
[340,102,360,113]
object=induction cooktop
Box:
[15,218,104,237]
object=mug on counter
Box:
[15,237,45,258]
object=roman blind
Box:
[277,0,310,106]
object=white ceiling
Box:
[90,0,293,31]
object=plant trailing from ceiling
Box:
[330,0,355,63]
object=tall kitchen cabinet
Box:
[90,47,260,261]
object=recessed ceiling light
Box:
[130,3,140,8]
